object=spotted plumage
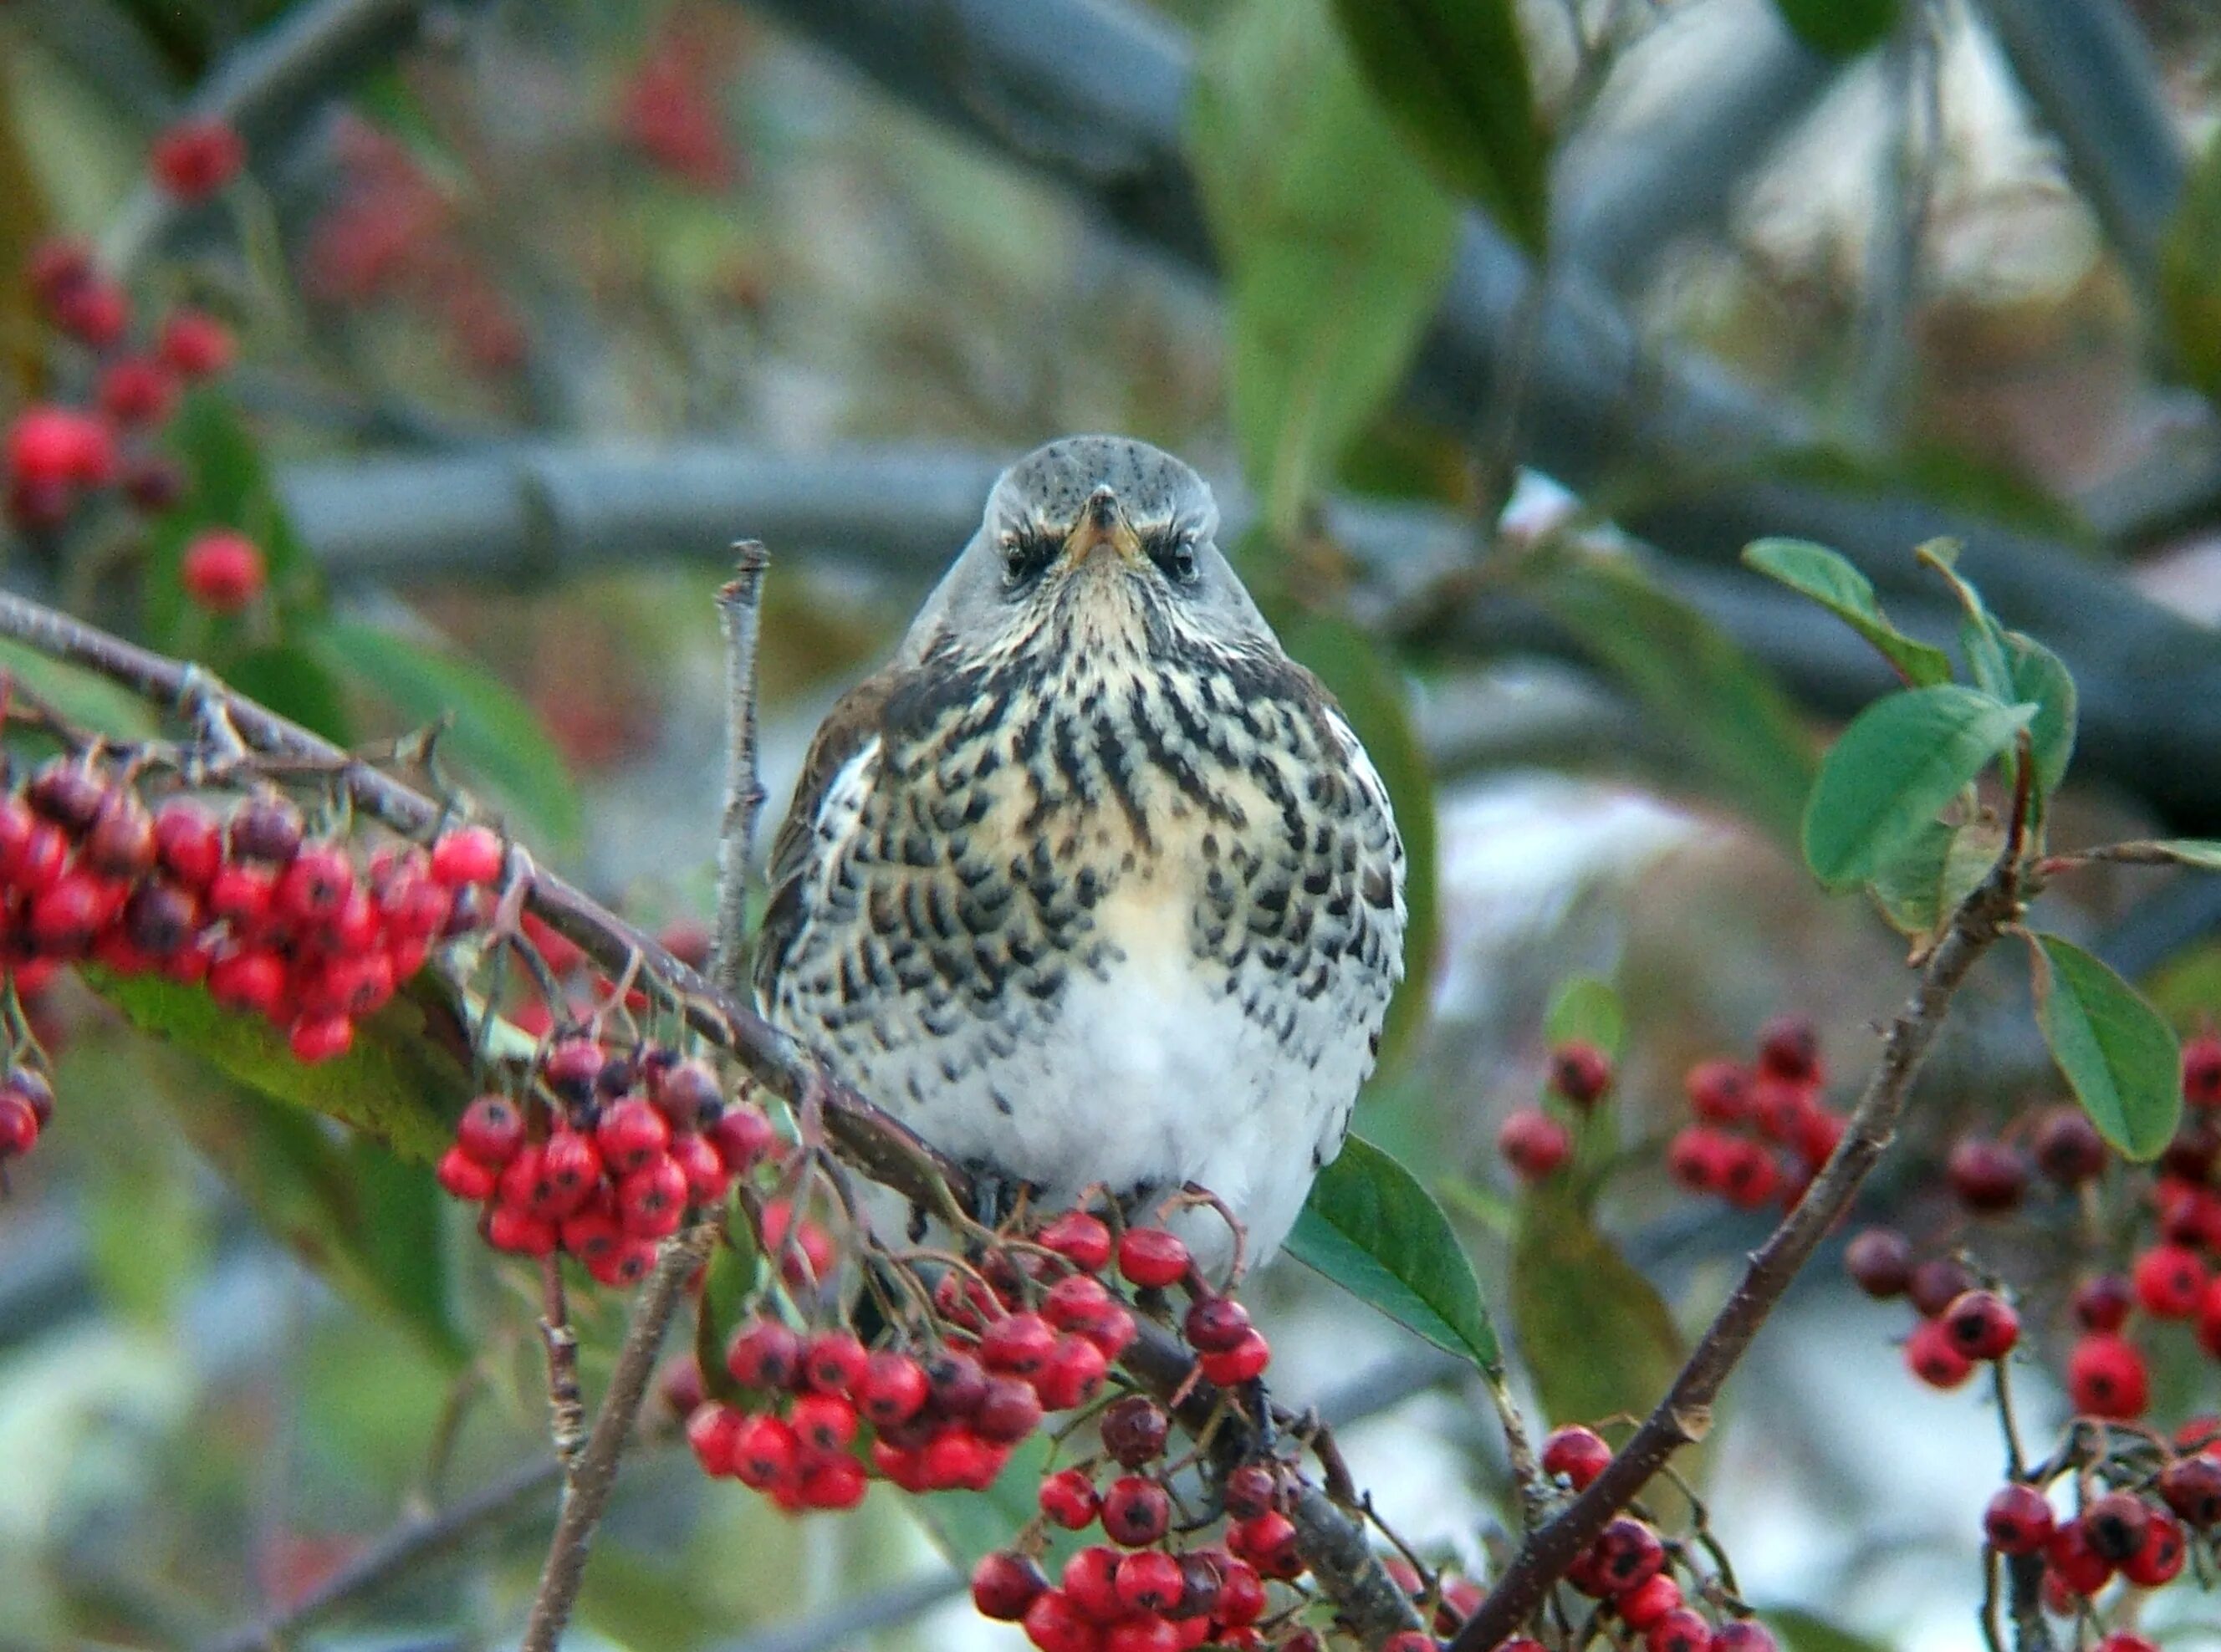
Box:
[757,436,1404,1267]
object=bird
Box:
[753,436,1405,1271]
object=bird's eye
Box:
[1148,533,1199,586]
[1000,529,1059,588]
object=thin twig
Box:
[712,543,772,1003]
[519,1221,717,1652]
[539,1253,587,1471]
[195,1456,563,1652]
[1446,859,2025,1650]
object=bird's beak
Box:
[1060,486,1146,570]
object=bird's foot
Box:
[960,1162,1034,1231]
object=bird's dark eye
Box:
[1001,529,1059,589]
[1148,533,1199,586]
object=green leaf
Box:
[1544,975,1623,1059]
[1865,816,2004,944]
[227,642,353,745]
[2030,933,2183,1162]
[1527,552,1817,844]
[1996,631,2077,799]
[1189,0,1458,538]
[1740,538,1952,687]
[1770,0,1899,57]
[1327,0,1547,253]
[2161,127,2221,410]
[2110,839,2221,872]
[1800,686,2031,892]
[310,619,582,854]
[693,1217,766,1407]
[1289,1134,1500,1369]
[0,638,158,740]
[1284,613,1434,1068]
[85,968,468,1164]
[1764,1606,1892,1652]
[1509,1183,1684,1428]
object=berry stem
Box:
[519,1220,716,1652]
[1447,858,2027,1652]
[539,1252,587,1470]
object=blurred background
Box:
[1,0,2219,1648]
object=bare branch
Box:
[1447,860,2025,1648]
[520,1222,717,1652]
[712,543,772,1003]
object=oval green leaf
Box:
[1289,1133,1499,1369]
[2113,839,2221,871]
[1998,631,2078,799]
[1800,686,2032,892]
[1327,0,1549,253]
[1741,538,1953,687]
[1509,1183,1684,1428]
[1544,974,1624,1059]
[2030,933,2183,1161]
[1771,0,1899,58]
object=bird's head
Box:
[898,436,1275,671]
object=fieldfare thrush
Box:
[755,436,1406,1267]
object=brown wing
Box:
[752,668,899,1010]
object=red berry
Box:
[1575,1516,1664,1596]
[2081,1491,2150,1564]
[97,357,176,426]
[158,308,234,378]
[1542,1425,1612,1490]
[1646,1609,1711,1652]
[857,1350,929,1426]
[2159,1454,2221,1526]
[1101,1395,1171,1467]
[1183,1294,1252,1354]
[208,947,286,1015]
[1666,1125,1729,1195]
[1223,1463,1277,1519]
[485,1203,558,1257]
[429,824,503,887]
[1040,1211,1113,1272]
[2030,1104,2108,1185]
[1843,1228,1913,1298]
[2121,1505,2185,1586]
[0,1093,40,1158]
[922,1348,988,1417]
[973,1374,1045,1445]
[151,800,223,889]
[729,1412,799,1488]
[455,1094,524,1167]
[921,1426,1003,1491]
[1115,1550,1184,1615]
[2095,1637,2160,1652]
[535,1129,602,1216]
[181,531,267,614]
[1024,1587,1101,1652]
[2132,1242,2208,1318]
[1616,1573,1682,1630]
[122,880,199,956]
[1061,1547,1126,1620]
[2067,1333,2149,1420]
[725,1318,804,1389]
[651,1057,721,1129]
[1715,1137,1782,1210]
[685,1401,743,1476]
[278,844,355,925]
[981,1312,1059,1378]
[435,1145,497,1201]
[617,1154,688,1237]
[1683,1058,1753,1124]
[1757,1013,1822,1082]
[52,280,129,348]
[1907,1256,1976,1318]
[151,118,246,200]
[1941,1289,2019,1361]
[1215,1557,1266,1626]
[708,1104,779,1171]
[595,1097,671,1176]
[1116,1227,1190,1289]
[1100,1476,1171,1547]
[26,237,94,305]
[1039,1466,1100,1529]
[1903,1318,1973,1389]
[973,1550,1049,1622]
[1497,1107,1570,1181]
[789,1390,859,1453]
[1044,1272,1116,1329]
[1983,1484,2055,1554]
[803,1328,871,1396]
[2185,1033,2221,1108]
[1227,1510,1301,1578]
[2072,1273,2132,1333]
[1034,1333,1109,1410]
[1198,1328,1271,1387]
[1946,1137,2030,1212]
[6,405,110,488]
[1548,1039,1613,1106]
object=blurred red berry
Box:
[1983,1483,2054,1554]
[181,530,267,613]
[1116,1227,1190,1288]
[1548,1039,1612,1106]
[1940,1289,2019,1361]
[2132,1242,2208,1318]
[97,357,176,426]
[1844,1228,1913,1298]
[1542,1424,1612,1490]
[151,118,247,200]
[158,308,236,378]
[1946,1137,2029,1212]
[1498,1107,1570,1181]
[2066,1333,2149,1420]
[1903,1318,1973,1389]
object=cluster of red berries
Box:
[1664,1017,1845,1210]
[1980,1422,2220,1629]
[6,237,235,534]
[0,755,500,1070]
[434,1037,783,1285]
[1530,1425,1778,1652]
[301,116,527,375]
[1495,1038,1615,1182]
[1850,1035,2221,1415]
